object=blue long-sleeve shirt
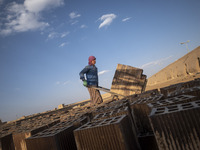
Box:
[79,65,98,86]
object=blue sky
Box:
[0,0,200,122]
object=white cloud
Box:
[56,81,69,85]
[69,12,81,19]
[56,81,60,85]
[24,0,64,13]
[0,0,64,36]
[63,81,69,85]
[59,42,68,47]
[80,24,87,29]
[71,20,79,25]
[0,0,4,5]
[98,70,111,76]
[98,13,116,29]
[48,32,58,39]
[122,17,131,22]
[141,56,173,69]
[47,31,69,39]
[61,31,69,38]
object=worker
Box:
[79,56,103,105]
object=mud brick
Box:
[92,106,131,121]
[92,100,130,117]
[130,103,152,135]
[129,95,164,135]
[74,115,140,150]
[92,106,138,147]
[26,119,80,150]
[149,100,200,150]
[71,116,89,128]
[161,79,200,98]
[26,116,88,150]
[12,120,60,150]
[26,125,77,150]
[138,132,159,150]
[169,86,200,98]
[147,95,197,108]
[105,99,130,107]
[160,83,182,97]
[137,89,159,99]
[0,133,15,150]
[110,64,147,96]
[181,79,200,88]
[130,94,164,105]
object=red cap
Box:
[88,56,96,65]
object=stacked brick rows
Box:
[0,103,91,150]
[160,79,200,98]
[74,115,140,150]
[92,106,131,121]
[1,78,200,150]
[110,64,147,96]
[92,99,130,117]
[13,120,60,150]
[128,79,200,150]
[25,116,88,150]
[0,133,15,150]
[0,118,61,150]
[26,124,76,150]
[129,94,165,135]
[168,86,200,99]
[147,95,197,108]
[149,100,200,150]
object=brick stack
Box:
[147,95,197,108]
[110,64,147,96]
[160,78,200,97]
[1,76,200,150]
[74,115,140,150]
[130,94,165,135]
[149,100,200,150]
[26,116,88,150]
[12,120,60,150]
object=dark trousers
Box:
[87,87,103,105]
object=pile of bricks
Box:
[110,64,147,96]
[1,78,200,150]
[149,101,200,150]
[74,115,140,150]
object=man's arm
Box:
[79,66,89,81]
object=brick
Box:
[147,95,197,108]
[110,64,147,96]
[92,106,131,121]
[74,115,140,150]
[25,116,88,150]
[138,132,159,150]
[169,86,200,98]
[149,100,200,150]
[92,100,130,117]
[160,79,200,98]
[26,124,77,150]
[131,103,152,135]
[0,133,15,150]
[12,120,60,150]
[129,94,164,135]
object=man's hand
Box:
[83,80,87,87]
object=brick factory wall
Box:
[147,46,200,86]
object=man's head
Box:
[88,56,96,65]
